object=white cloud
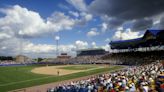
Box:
[83,13,92,21]
[0,5,76,38]
[58,3,70,10]
[0,5,48,37]
[112,28,143,40]
[87,28,99,37]
[117,26,124,31]
[58,45,76,54]
[91,41,97,48]
[75,40,88,49]
[152,13,164,29]
[54,35,60,40]
[101,22,108,32]
[24,43,55,53]
[0,32,11,40]
[105,38,110,42]
[66,0,87,12]
[0,5,94,57]
[80,12,93,21]
[76,12,93,25]
[47,12,76,31]
[0,5,113,58]
[0,37,22,56]
[23,42,77,58]
[101,44,110,51]
[0,34,80,57]
[69,11,79,17]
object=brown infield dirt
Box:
[31,65,85,76]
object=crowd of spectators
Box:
[102,50,164,65]
[47,61,164,92]
[0,56,17,65]
[50,55,104,64]
[0,60,18,65]
[68,55,103,64]
[52,50,164,65]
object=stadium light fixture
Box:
[54,35,60,57]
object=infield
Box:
[31,65,104,75]
[0,64,124,92]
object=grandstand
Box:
[47,61,164,92]
[77,48,106,56]
[57,53,71,59]
[102,30,164,65]
[110,30,164,50]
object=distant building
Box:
[15,55,31,63]
[57,53,71,61]
[77,48,106,56]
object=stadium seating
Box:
[110,30,164,50]
[47,61,164,92]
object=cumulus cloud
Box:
[149,13,164,29]
[91,42,97,48]
[101,16,124,29]
[24,42,76,54]
[76,12,93,26]
[0,5,90,57]
[24,43,55,53]
[0,5,77,38]
[0,32,11,40]
[0,36,78,58]
[58,3,70,10]
[54,36,60,40]
[47,12,76,31]
[132,18,153,31]
[159,16,164,29]
[101,44,110,51]
[0,37,22,56]
[87,28,99,37]
[0,5,96,57]
[0,5,48,37]
[66,0,87,12]
[89,0,164,31]
[89,0,164,20]
[108,18,125,29]
[66,0,93,26]
[75,40,88,49]
[83,13,92,21]
[69,11,79,17]
[101,22,108,32]
[58,45,76,53]
[112,28,143,40]
[105,38,110,42]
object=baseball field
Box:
[0,64,124,92]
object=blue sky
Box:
[0,0,110,45]
[0,0,163,57]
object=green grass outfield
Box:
[0,64,124,92]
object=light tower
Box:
[55,35,60,57]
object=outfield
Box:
[0,64,124,92]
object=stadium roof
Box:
[148,30,163,36]
[110,30,164,49]
[77,48,105,52]
[111,38,142,44]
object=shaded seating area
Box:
[110,30,164,50]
